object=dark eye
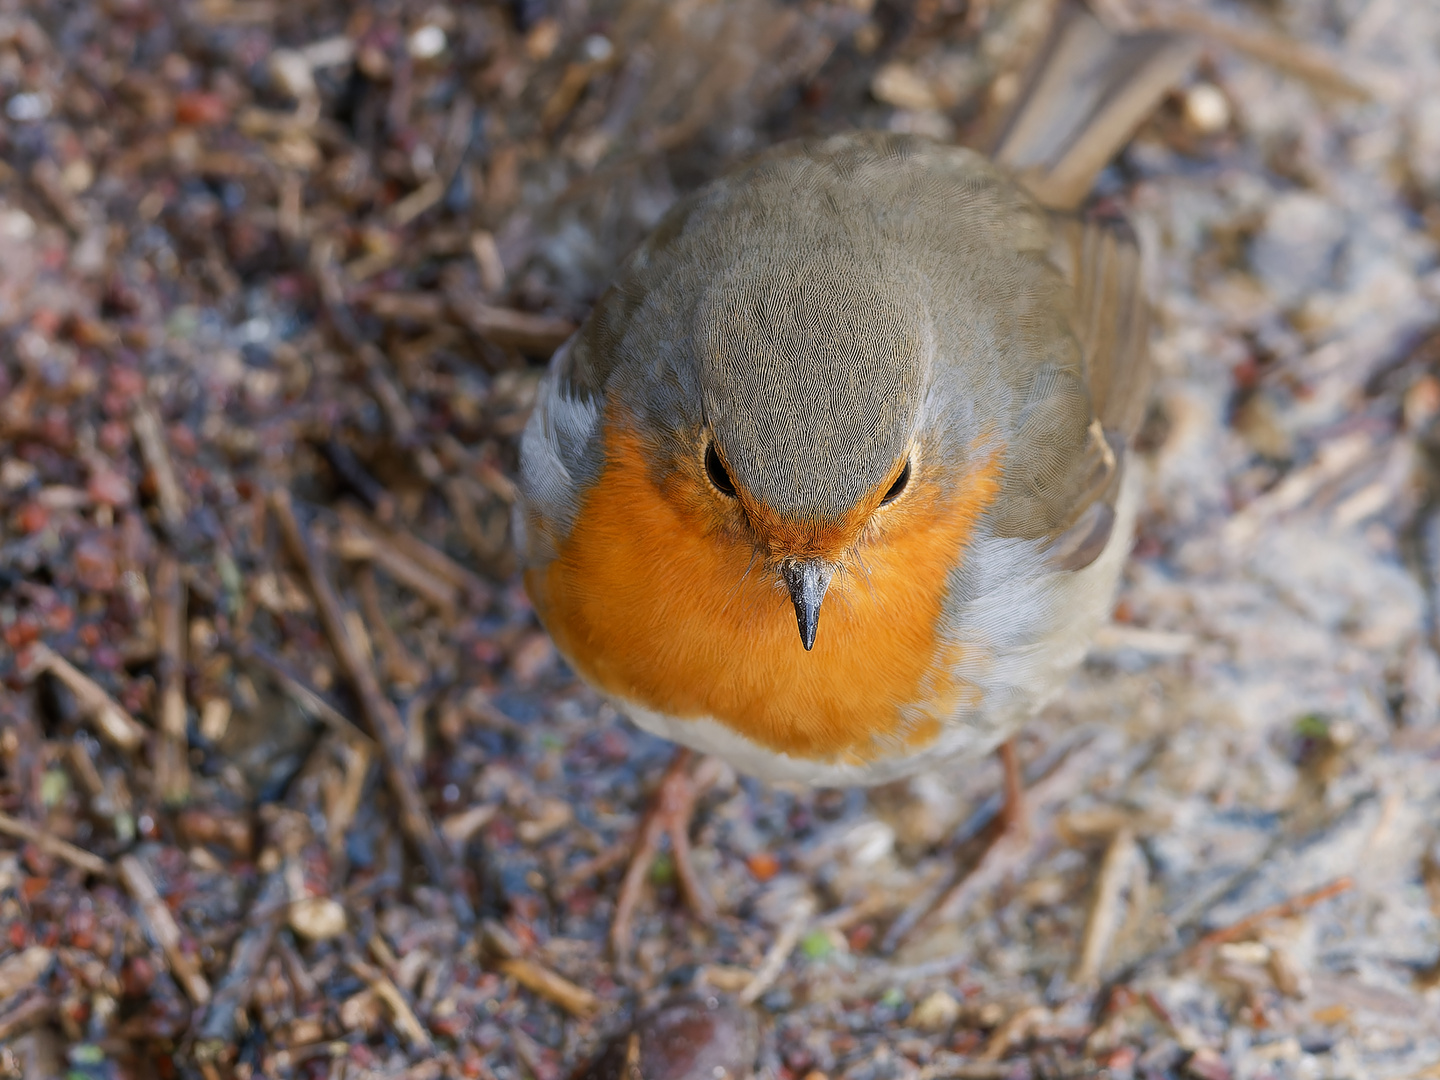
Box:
[880,458,911,505]
[705,442,737,497]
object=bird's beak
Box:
[780,559,836,651]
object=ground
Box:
[1,0,1439,1078]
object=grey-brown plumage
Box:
[514,3,1191,788]
[541,132,1150,548]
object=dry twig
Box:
[347,955,435,1052]
[1073,828,1137,986]
[0,813,110,877]
[739,893,817,1005]
[23,644,148,752]
[118,854,212,1006]
[132,398,187,533]
[236,642,375,750]
[444,285,576,354]
[0,995,57,1042]
[355,564,428,688]
[1186,877,1354,959]
[195,870,289,1059]
[269,490,460,913]
[497,957,603,1019]
[153,552,191,803]
[336,506,460,615]
[1138,4,1372,101]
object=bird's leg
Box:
[926,737,1036,920]
[998,737,1028,839]
[609,748,717,962]
[880,737,1037,953]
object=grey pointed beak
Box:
[780,559,836,651]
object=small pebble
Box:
[573,997,759,1080]
[1184,83,1231,134]
[583,34,613,62]
[871,63,938,111]
[268,49,316,100]
[288,896,348,941]
[911,989,962,1031]
[408,25,446,61]
[6,92,51,122]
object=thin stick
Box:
[739,894,816,1005]
[195,870,288,1053]
[336,513,458,616]
[559,842,633,890]
[917,1059,1018,1080]
[355,564,428,688]
[0,994,56,1042]
[326,738,374,863]
[441,475,499,564]
[131,399,187,533]
[1140,5,1372,101]
[153,553,191,803]
[444,286,575,354]
[440,803,498,847]
[311,241,442,486]
[118,854,212,1005]
[236,642,374,750]
[0,813,111,877]
[348,956,434,1052]
[269,490,456,908]
[345,497,490,602]
[1188,877,1353,955]
[979,1005,1051,1062]
[24,644,148,752]
[497,958,602,1018]
[999,738,1027,836]
[0,947,56,999]
[1073,828,1136,986]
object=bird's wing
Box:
[1035,213,1151,572]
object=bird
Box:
[512,3,1193,959]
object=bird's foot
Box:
[881,737,1040,953]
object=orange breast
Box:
[526,420,1003,764]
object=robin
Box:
[514,5,1193,958]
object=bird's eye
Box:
[705,441,738,497]
[880,458,911,505]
